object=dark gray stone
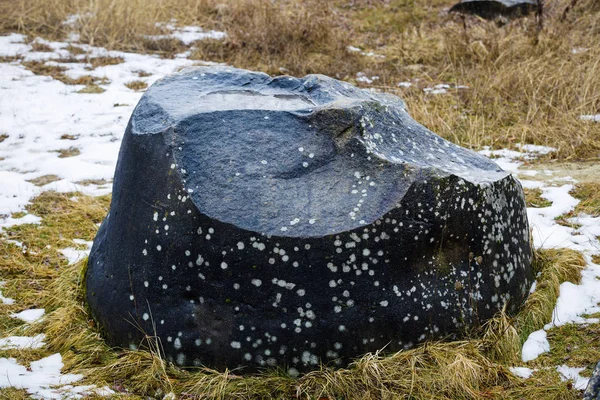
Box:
[450,0,538,20]
[585,362,600,400]
[86,66,533,374]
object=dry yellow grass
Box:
[0,192,583,399]
[124,80,148,91]
[33,252,581,399]
[524,188,553,208]
[21,60,108,86]
[515,248,586,340]
[1,0,599,398]
[570,182,600,216]
[1,0,599,159]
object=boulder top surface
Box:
[129,66,508,238]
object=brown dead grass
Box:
[1,0,599,159]
[0,388,29,400]
[190,0,364,79]
[570,182,600,216]
[64,44,86,55]
[76,179,109,186]
[53,147,81,157]
[524,188,553,208]
[30,41,53,52]
[87,55,124,68]
[0,2,599,394]
[0,192,580,400]
[28,249,581,400]
[21,60,108,85]
[77,84,106,94]
[124,80,147,91]
[27,174,61,186]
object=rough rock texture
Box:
[449,0,538,20]
[585,362,600,400]
[86,66,533,374]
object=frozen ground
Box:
[1,32,600,397]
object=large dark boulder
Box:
[86,66,533,374]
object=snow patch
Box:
[60,248,90,265]
[423,83,468,95]
[356,72,379,84]
[11,308,45,323]
[556,365,590,390]
[0,211,42,231]
[0,353,87,399]
[580,114,600,122]
[146,22,226,45]
[509,367,534,379]
[522,329,550,362]
[0,334,46,350]
[347,46,385,59]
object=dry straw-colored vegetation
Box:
[1,0,600,159]
[1,0,600,398]
[0,192,589,399]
